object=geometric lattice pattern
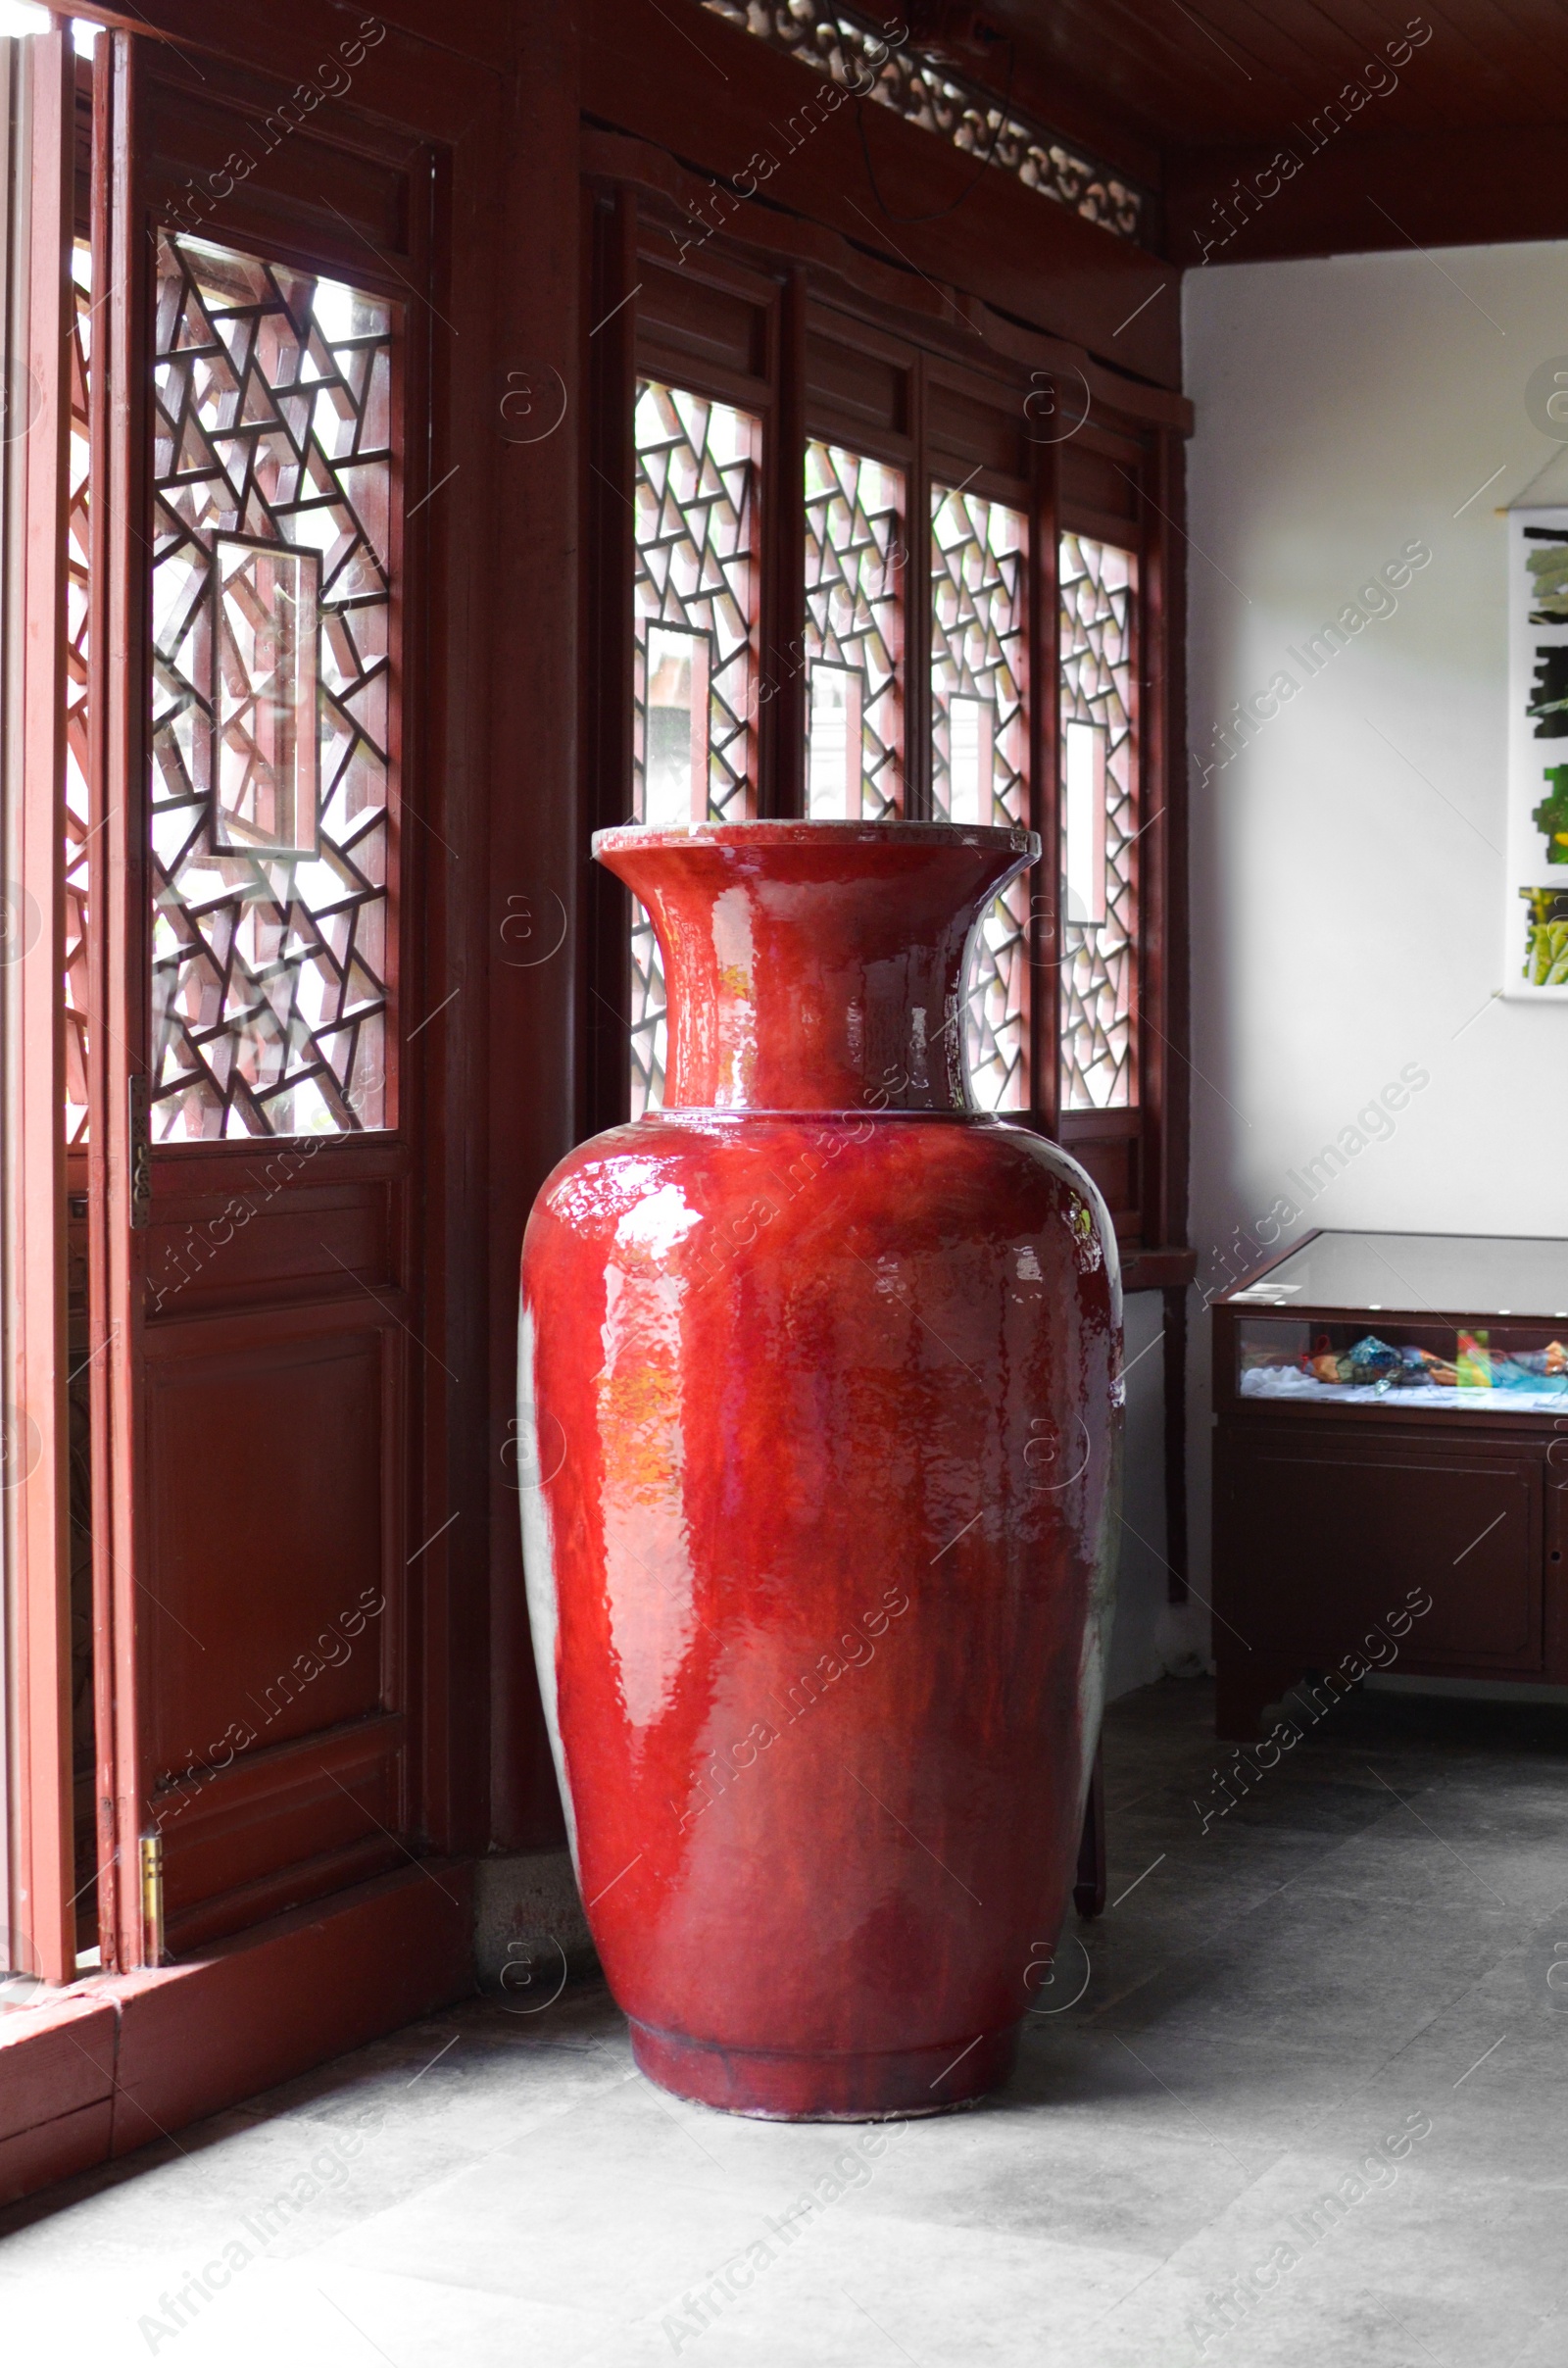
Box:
[629,380,760,1116]
[150,233,395,1138]
[930,486,1029,1113]
[65,240,92,1146]
[1059,532,1136,1110]
[701,0,1145,242]
[804,441,903,819]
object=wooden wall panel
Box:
[578,0,1180,388]
[638,254,773,383]
[142,1326,395,1766]
[483,5,584,1849]
[1166,126,1568,267]
[136,1307,406,1949]
[143,1181,397,1317]
[1059,434,1142,530]
[81,3,490,146]
[140,76,413,261]
[804,326,909,445]
[925,368,1030,484]
[1059,1114,1140,1238]
[160,1734,403,1953]
[588,127,1192,439]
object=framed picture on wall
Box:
[1507,504,1568,1000]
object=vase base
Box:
[628,2018,1019,2121]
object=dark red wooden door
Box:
[91,34,440,1968]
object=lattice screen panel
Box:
[630,380,760,1115]
[64,240,91,1146]
[930,487,1029,1113]
[804,442,903,819]
[1059,533,1136,1111]
[700,1,1144,242]
[150,232,395,1139]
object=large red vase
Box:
[518,821,1121,2119]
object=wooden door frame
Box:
[0,0,579,2196]
[65,5,514,1965]
[60,0,580,1893]
[5,25,77,1991]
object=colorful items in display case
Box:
[1239,1319,1568,1409]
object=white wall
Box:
[1183,238,1568,1615]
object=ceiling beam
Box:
[1166,122,1568,267]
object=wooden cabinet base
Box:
[1213,1413,1565,1741]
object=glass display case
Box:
[1211,1231,1568,1743]
[1221,1230,1568,1417]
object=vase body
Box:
[519,822,1121,2119]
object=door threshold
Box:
[0,1857,473,2210]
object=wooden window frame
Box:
[580,151,1190,1279]
[3,23,79,1992]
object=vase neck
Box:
[595,823,1037,1113]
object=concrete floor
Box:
[4,1676,1567,2367]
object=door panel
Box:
[1217,1427,1544,1673]
[143,1321,396,1758]
[92,39,433,1967]
[141,73,413,266]
[143,1151,401,1317]
[158,1714,405,1955]
[141,1307,407,1948]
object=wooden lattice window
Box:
[698,0,1146,242]
[603,213,1179,1262]
[804,441,903,819]
[930,485,1029,1113]
[1059,532,1136,1111]
[64,236,91,1148]
[629,378,760,1115]
[150,231,397,1139]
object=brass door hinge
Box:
[139,1831,165,1966]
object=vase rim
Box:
[594,819,1041,860]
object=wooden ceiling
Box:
[923,0,1568,263]
[990,0,1566,146]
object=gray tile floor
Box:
[5,1676,1568,2367]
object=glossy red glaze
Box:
[520,823,1121,2119]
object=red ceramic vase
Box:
[519,822,1121,2119]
